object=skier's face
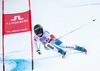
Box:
[37,33,43,37]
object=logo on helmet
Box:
[34,27,40,31]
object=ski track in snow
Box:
[68,3,100,8]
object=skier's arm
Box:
[34,37,41,55]
[49,34,56,43]
[44,31,56,43]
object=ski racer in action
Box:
[33,24,87,58]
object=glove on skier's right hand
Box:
[36,50,41,55]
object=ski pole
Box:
[57,19,96,39]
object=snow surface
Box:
[0,0,100,71]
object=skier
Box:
[33,24,87,58]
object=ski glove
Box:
[36,50,41,55]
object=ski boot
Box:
[62,51,66,58]
[75,45,87,54]
[58,48,66,58]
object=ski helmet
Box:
[34,24,43,35]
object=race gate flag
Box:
[3,11,31,34]
[2,0,33,71]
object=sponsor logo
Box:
[6,15,28,25]
[11,16,24,21]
